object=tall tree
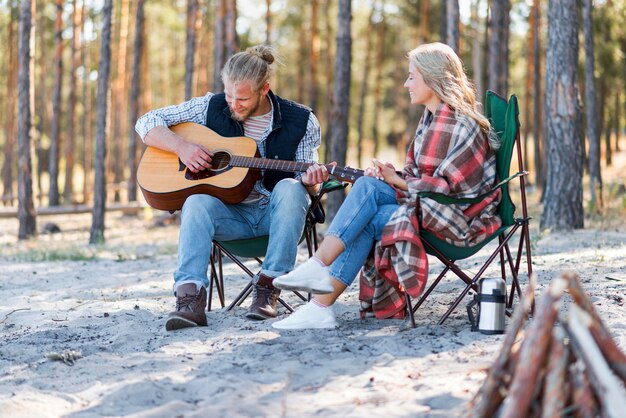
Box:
[90,0,113,244]
[531,0,544,189]
[326,0,351,220]
[541,0,584,230]
[266,0,271,44]
[17,0,36,239]
[371,5,385,158]
[185,0,198,100]
[2,5,18,205]
[582,0,602,208]
[356,4,375,168]
[48,0,64,206]
[225,0,237,57]
[323,0,334,156]
[111,0,130,202]
[64,0,83,204]
[128,0,145,202]
[213,0,226,92]
[446,0,459,53]
[309,0,320,111]
[471,0,483,101]
[488,0,510,96]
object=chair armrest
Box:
[308,179,349,224]
[417,171,528,205]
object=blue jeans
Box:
[326,176,399,286]
[174,178,311,292]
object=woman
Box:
[272,42,503,329]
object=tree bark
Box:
[488,0,509,96]
[446,0,459,53]
[90,0,113,244]
[128,0,145,202]
[185,0,198,100]
[213,0,226,92]
[309,0,320,111]
[326,0,351,221]
[582,0,602,209]
[64,0,82,204]
[531,0,544,189]
[540,0,584,231]
[356,6,375,169]
[48,0,64,207]
[371,4,385,159]
[2,6,18,205]
[323,0,334,159]
[471,0,483,102]
[17,0,36,239]
[225,0,237,58]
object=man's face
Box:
[224,80,263,122]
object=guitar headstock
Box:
[327,165,364,184]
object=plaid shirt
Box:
[360,103,502,319]
[135,92,322,199]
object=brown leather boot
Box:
[246,274,281,320]
[165,283,208,331]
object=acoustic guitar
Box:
[137,122,364,211]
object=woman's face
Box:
[404,62,440,111]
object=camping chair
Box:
[207,179,346,312]
[405,91,533,327]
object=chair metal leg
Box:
[412,266,450,313]
[405,291,416,328]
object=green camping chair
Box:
[405,91,533,326]
[208,179,347,312]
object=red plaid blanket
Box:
[359,103,502,319]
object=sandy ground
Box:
[1,169,625,417]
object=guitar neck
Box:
[229,156,364,183]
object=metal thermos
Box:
[467,277,506,334]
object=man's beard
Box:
[229,94,262,122]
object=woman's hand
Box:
[371,159,408,191]
[178,141,213,173]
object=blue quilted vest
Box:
[205,90,311,192]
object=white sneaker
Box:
[273,258,334,294]
[272,301,338,330]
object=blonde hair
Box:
[408,42,499,149]
[221,45,283,91]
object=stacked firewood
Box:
[467,272,626,418]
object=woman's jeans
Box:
[174,178,311,292]
[326,176,399,286]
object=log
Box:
[569,360,598,418]
[540,328,570,418]
[562,271,626,383]
[499,277,568,418]
[466,279,534,418]
[566,304,626,418]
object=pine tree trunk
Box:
[185,0,198,100]
[371,6,385,159]
[82,4,92,203]
[356,6,375,169]
[488,0,509,96]
[213,0,226,92]
[128,0,145,202]
[531,0,544,189]
[225,0,237,58]
[420,0,430,43]
[297,12,307,104]
[2,9,17,205]
[64,0,82,204]
[323,0,334,160]
[17,0,36,239]
[266,0,271,44]
[90,0,113,244]
[446,0,459,53]
[614,90,620,152]
[309,0,320,111]
[582,0,602,208]
[48,0,63,206]
[541,0,584,231]
[604,104,612,166]
[326,0,351,221]
[471,0,483,101]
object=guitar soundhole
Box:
[184,151,232,181]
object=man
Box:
[136,45,329,331]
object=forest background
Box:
[1,0,625,242]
